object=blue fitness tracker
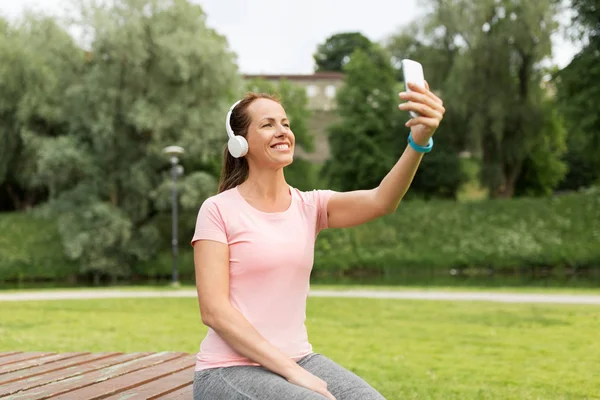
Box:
[408,132,433,153]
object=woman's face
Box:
[245,98,295,169]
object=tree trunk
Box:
[6,184,22,210]
[494,158,523,199]
[23,191,36,210]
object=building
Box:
[244,72,344,111]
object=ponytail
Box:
[218,144,249,193]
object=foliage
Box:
[0,15,82,211]
[554,28,600,189]
[570,0,600,40]
[313,32,373,72]
[514,96,568,196]
[3,191,598,282]
[0,212,78,282]
[322,45,405,191]
[386,0,568,198]
[313,190,600,276]
[0,0,242,279]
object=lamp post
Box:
[163,145,185,287]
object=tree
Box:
[32,0,241,282]
[245,77,317,190]
[0,15,81,211]
[322,45,405,191]
[385,18,457,90]
[385,16,469,199]
[313,32,373,72]
[419,0,566,198]
[514,95,568,196]
[554,0,600,189]
[570,0,600,40]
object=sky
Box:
[0,0,581,74]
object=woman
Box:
[192,81,445,399]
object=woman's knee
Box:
[300,354,386,400]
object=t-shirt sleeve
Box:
[314,189,337,233]
[191,198,228,246]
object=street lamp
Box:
[163,145,185,287]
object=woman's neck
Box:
[240,167,289,201]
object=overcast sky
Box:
[0,0,580,74]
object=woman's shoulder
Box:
[199,187,240,212]
[292,187,337,209]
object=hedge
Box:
[1,189,598,283]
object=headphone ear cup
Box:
[228,136,248,158]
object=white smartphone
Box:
[401,59,425,118]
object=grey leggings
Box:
[193,353,386,399]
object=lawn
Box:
[1,297,599,399]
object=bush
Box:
[1,191,598,283]
[313,190,600,276]
[0,212,78,282]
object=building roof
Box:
[243,72,345,81]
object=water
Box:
[1,269,599,291]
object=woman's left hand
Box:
[398,81,445,143]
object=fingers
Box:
[322,390,336,400]
[399,101,443,120]
[405,116,440,129]
[318,379,335,400]
[404,81,444,106]
[399,91,444,117]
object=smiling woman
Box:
[191,86,445,399]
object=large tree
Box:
[0,15,81,211]
[385,16,469,199]
[322,45,405,191]
[313,32,373,72]
[416,0,566,198]
[554,0,600,190]
[30,0,241,281]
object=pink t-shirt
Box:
[190,185,336,371]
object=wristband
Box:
[408,132,433,153]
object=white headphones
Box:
[225,100,248,158]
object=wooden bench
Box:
[0,351,195,399]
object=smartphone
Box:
[401,59,425,118]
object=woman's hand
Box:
[398,81,445,144]
[287,367,336,400]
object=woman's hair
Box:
[217,92,281,193]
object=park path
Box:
[1,289,600,304]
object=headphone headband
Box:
[225,100,242,139]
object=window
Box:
[325,85,336,98]
[306,85,318,97]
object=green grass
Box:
[1,297,599,399]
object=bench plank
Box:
[0,353,120,386]
[0,352,22,359]
[0,351,195,399]
[1,352,156,399]
[102,365,195,400]
[49,355,195,400]
[0,352,55,367]
[0,352,91,377]
[152,384,194,399]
